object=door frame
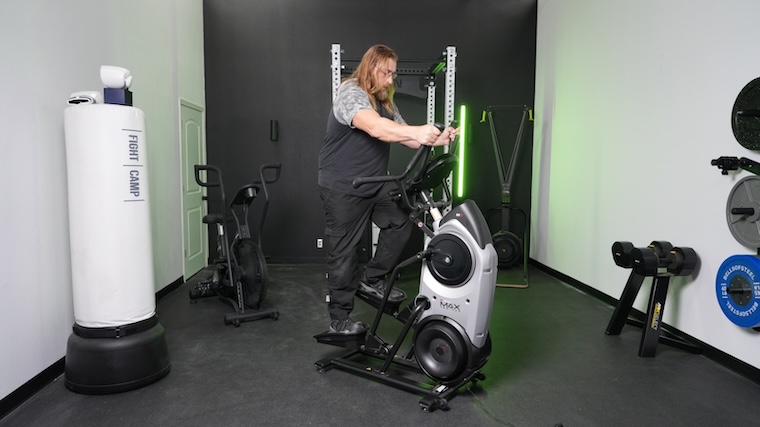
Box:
[179,98,207,280]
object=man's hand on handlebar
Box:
[433,126,458,146]
[415,124,441,146]
[416,123,458,147]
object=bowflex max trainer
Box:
[190,163,281,326]
[314,127,498,412]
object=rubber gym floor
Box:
[2,264,760,427]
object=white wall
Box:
[0,0,204,400]
[534,0,760,368]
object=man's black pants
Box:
[320,183,413,321]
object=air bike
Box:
[190,163,280,327]
[314,125,498,411]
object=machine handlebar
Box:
[352,146,432,188]
[352,123,446,189]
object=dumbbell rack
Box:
[606,241,701,358]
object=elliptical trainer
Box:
[315,127,498,412]
[190,163,281,326]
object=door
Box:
[180,99,207,280]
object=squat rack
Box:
[330,44,457,140]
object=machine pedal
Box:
[313,329,367,349]
[355,292,403,316]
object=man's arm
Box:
[352,109,454,148]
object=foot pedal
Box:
[356,292,403,316]
[395,303,414,324]
[314,329,367,349]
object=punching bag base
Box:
[64,322,170,395]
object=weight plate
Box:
[715,255,760,328]
[726,176,760,248]
[732,77,760,150]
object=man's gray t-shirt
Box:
[318,79,405,197]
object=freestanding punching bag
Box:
[63,87,170,394]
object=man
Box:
[318,44,458,334]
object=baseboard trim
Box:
[530,258,760,386]
[156,276,184,302]
[0,358,64,421]
[1,275,184,421]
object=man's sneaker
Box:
[329,319,367,335]
[358,277,407,303]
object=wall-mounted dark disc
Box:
[732,77,760,150]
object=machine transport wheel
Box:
[420,396,448,412]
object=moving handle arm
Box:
[353,123,447,210]
[363,123,448,185]
[353,145,433,213]
[352,144,432,189]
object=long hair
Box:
[350,44,397,114]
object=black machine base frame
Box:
[315,347,485,412]
[314,254,487,412]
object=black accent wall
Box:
[203,0,537,263]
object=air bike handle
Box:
[259,163,282,184]
[194,164,222,188]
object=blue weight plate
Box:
[715,255,760,327]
